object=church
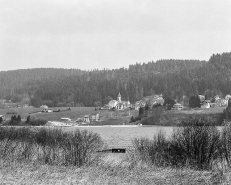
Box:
[108,93,131,110]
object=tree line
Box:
[0,52,231,107]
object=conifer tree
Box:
[26,115,30,123]
[17,115,21,122]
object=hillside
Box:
[0,68,85,97]
[0,52,231,107]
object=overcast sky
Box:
[0,0,231,71]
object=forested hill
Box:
[0,68,85,94]
[0,52,231,107]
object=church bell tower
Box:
[117,92,121,102]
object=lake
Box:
[64,126,174,148]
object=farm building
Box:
[90,113,99,121]
[172,103,183,111]
[135,100,146,110]
[83,115,90,123]
[135,94,164,110]
[201,100,211,109]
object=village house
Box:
[0,100,18,108]
[198,95,205,102]
[201,100,211,109]
[225,94,231,100]
[147,94,164,108]
[214,95,230,107]
[108,93,131,110]
[82,113,99,123]
[89,113,99,122]
[41,105,53,113]
[100,104,110,110]
[135,94,164,110]
[198,94,231,109]
[216,98,229,107]
[83,115,90,123]
[135,100,146,110]
[40,105,48,109]
[171,103,183,111]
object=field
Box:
[0,107,138,125]
[0,107,95,121]
[179,106,225,115]
[1,106,226,126]
[33,107,96,121]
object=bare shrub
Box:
[170,118,220,169]
[132,130,170,166]
[131,117,221,170]
[220,123,231,167]
[0,126,104,167]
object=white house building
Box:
[172,103,183,111]
[134,100,146,110]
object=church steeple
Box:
[117,92,121,102]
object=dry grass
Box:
[0,134,229,184]
[0,155,229,185]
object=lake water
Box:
[64,126,174,148]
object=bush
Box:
[179,115,217,126]
[132,130,170,166]
[132,117,221,170]
[29,119,47,126]
[26,115,30,123]
[25,115,47,126]
[130,115,141,123]
[170,121,220,169]
[0,127,104,167]
[8,115,22,126]
[220,123,231,167]
[141,106,164,125]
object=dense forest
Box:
[0,52,231,107]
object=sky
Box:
[0,0,231,71]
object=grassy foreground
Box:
[0,154,229,185]
[2,121,231,184]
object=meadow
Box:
[140,106,226,126]
[179,106,225,115]
[0,107,139,126]
[0,107,96,121]
[0,105,225,127]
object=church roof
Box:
[109,100,117,103]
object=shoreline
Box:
[44,124,143,128]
